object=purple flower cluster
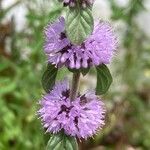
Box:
[60,0,94,8]
[38,80,105,139]
[44,17,117,69]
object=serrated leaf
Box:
[42,64,58,93]
[66,5,94,44]
[46,132,78,150]
[96,64,113,95]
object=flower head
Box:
[38,80,105,139]
[44,17,117,69]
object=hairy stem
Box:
[70,72,80,101]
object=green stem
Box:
[69,72,80,101]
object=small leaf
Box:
[42,64,58,93]
[66,5,94,44]
[96,64,113,95]
[46,132,78,150]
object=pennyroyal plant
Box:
[38,0,117,149]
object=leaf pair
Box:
[42,64,112,95]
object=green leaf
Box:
[42,64,58,93]
[46,132,78,150]
[66,5,94,44]
[96,64,113,95]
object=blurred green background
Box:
[0,0,150,150]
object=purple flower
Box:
[44,17,70,54]
[44,17,117,69]
[38,80,105,139]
